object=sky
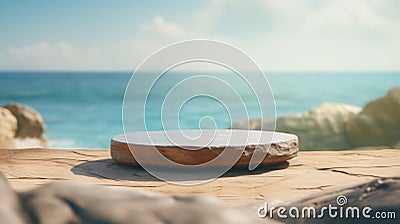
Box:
[0,0,399,71]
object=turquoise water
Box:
[0,71,399,148]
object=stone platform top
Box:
[1,148,399,205]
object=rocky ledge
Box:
[0,148,399,223]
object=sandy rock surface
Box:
[1,148,398,205]
[1,148,399,223]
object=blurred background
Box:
[0,0,399,148]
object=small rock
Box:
[0,107,18,148]
[347,87,400,148]
[4,103,46,139]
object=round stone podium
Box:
[110,130,298,167]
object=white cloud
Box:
[197,0,400,36]
[140,16,186,40]
[0,16,192,71]
[1,2,399,71]
[0,41,102,70]
[194,0,400,71]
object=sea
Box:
[0,71,399,149]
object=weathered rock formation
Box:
[0,107,18,148]
[4,103,46,138]
[232,87,400,150]
[347,87,400,148]
[232,103,361,150]
[276,103,361,150]
[0,104,48,148]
